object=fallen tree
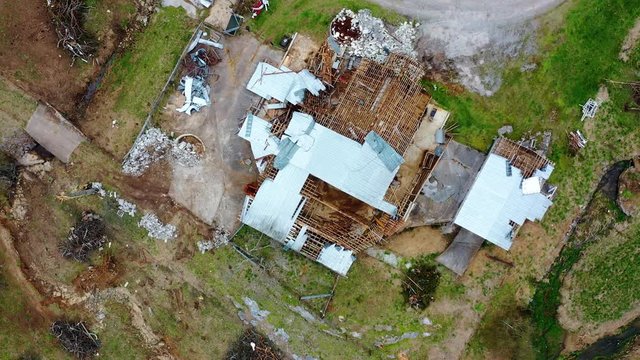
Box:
[51,321,100,358]
[47,0,95,62]
[60,211,106,262]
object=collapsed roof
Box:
[246,62,325,105]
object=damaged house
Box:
[239,47,446,275]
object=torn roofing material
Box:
[364,131,404,172]
[238,114,280,159]
[317,244,356,276]
[246,62,326,105]
[453,152,554,250]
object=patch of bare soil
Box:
[384,226,448,257]
[618,165,640,217]
[73,255,123,291]
[620,17,640,62]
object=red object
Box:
[252,0,265,17]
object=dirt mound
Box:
[73,255,123,291]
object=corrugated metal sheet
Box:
[239,114,280,159]
[283,112,399,215]
[454,153,553,250]
[317,244,356,276]
[241,166,308,242]
[364,131,404,172]
[246,63,325,105]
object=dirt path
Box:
[367,0,565,94]
[620,17,640,62]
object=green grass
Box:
[0,77,36,138]
[85,0,138,37]
[248,0,405,43]
[98,301,151,359]
[106,7,194,119]
[569,217,640,323]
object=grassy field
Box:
[248,0,405,43]
[568,215,640,323]
[106,7,194,119]
[0,78,36,139]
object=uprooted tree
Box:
[60,211,106,262]
[47,0,96,62]
[51,321,100,358]
[226,327,284,360]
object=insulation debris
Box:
[177,76,211,115]
[122,128,171,176]
[138,213,177,242]
[330,9,418,63]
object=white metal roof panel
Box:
[317,244,356,276]
[241,166,308,241]
[239,114,280,159]
[454,153,553,250]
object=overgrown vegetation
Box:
[225,327,284,360]
[469,285,536,360]
[106,7,194,119]
[245,0,405,43]
[402,256,441,309]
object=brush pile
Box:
[60,212,106,262]
[225,328,283,360]
[47,0,95,62]
[51,321,100,358]
[402,258,441,309]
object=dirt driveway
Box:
[165,34,283,230]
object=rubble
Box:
[122,128,171,176]
[196,240,215,254]
[330,9,418,63]
[569,130,588,153]
[580,98,599,121]
[0,129,37,160]
[177,76,211,115]
[116,198,137,217]
[138,213,177,242]
[171,139,201,167]
[51,321,100,358]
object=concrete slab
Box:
[166,34,283,230]
[436,228,484,276]
[25,103,85,163]
[407,140,485,227]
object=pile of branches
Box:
[60,211,106,262]
[51,321,100,358]
[226,328,283,360]
[402,257,441,310]
[47,0,95,62]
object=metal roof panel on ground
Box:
[453,153,553,250]
[317,244,356,276]
[238,114,280,159]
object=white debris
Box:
[116,198,137,217]
[138,213,177,242]
[122,128,171,176]
[197,240,214,254]
[331,9,418,63]
[171,140,201,167]
[196,226,229,253]
[580,98,599,121]
[177,76,210,115]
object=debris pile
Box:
[47,0,95,62]
[569,130,588,153]
[138,213,177,242]
[183,47,219,78]
[0,129,36,159]
[197,240,215,254]
[580,98,599,121]
[330,9,418,62]
[122,128,171,176]
[171,139,202,167]
[60,212,106,262]
[225,327,283,360]
[402,258,441,310]
[177,76,211,115]
[116,198,137,217]
[51,321,100,358]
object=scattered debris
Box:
[138,213,177,242]
[177,76,211,115]
[182,45,219,78]
[116,198,137,217]
[51,321,100,358]
[330,9,418,62]
[47,0,95,63]
[171,139,202,167]
[374,332,419,347]
[200,226,231,250]
[60,212,106,262]
[568,130,588,153]
[122,128,171,176]
[196,240,215,254]
[498,125,513,136]
[243,297,270,322]
[251,0,270,19]
[580,98,599,121]
[0,129,36,159]
[402,258,441,309]
[225,327,283,360]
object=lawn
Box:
[568,216,640,323]
[248,0,405,43]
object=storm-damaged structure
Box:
[238,28,448,274]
